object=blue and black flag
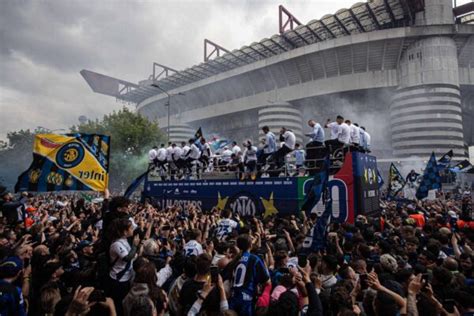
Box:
[301,156,330,215]
[303,196,333,252]
[124,170,150,199]
[194,127,203,150]
[450,160,473,173]
[438,150,453,169]
[416,152,442,200]
[301,156,333,252]
[388,163,406,197]
[194,127,203,141]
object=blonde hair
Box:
[40,284,61,314]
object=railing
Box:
[148,144,366,181]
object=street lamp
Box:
[150,83,185,142]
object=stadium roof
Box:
[81,0,428,104]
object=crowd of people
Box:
[0,183,473,316]
[147,115,372,180]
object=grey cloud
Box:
[0,0,365,141]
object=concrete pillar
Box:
[258,103,303,144]
[166,124,195,144]
[391,36,465,158]
[415,0,454,26]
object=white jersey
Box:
[327,122,340,140]
[221,149,233,163]
[172,146,183,160]
[184,240,203,257]
[201,143,211,157]
[157,148,167,161]
[244,146,258,162]
[181,145,190,158]
[109,238,134,282]
[282,131,296,150]
[166,146,174,161]
[148,149,157,163]
[188,144,201,160]
[216,218,238,240]
[338,123,351,144]
[349,125,360,144]
[232,145,242,155]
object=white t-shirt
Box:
[244,146,258,162]
[148,149,157,162]
[157,148,167,161]
[212,253,226,267]
[338,123,351,144]
[184,240,203,257]
[109,238,134,282]
[282,131,296,150]
[216,218,238,240]
[172,146,183,160]
[201,143,211,157]
[181,145,190,158]
[188,144,201,160]
[349,125,360,144]
[221,149,233,163]
[166,146,174,161]
[232,145,242,155]
[327,122,340,140]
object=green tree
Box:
[71,107,165,190]
[5,127,53,149]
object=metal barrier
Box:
[148,143,366,181]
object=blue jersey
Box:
[231,252,269,300]
[0,280,26,316]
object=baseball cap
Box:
[0,256,24,277]
[75,240,93,251]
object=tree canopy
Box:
[71,107,165,190]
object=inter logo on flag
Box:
[15,134,110,192]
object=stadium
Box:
[82,0,474,161]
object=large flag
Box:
[301,156,332,251]
[209,138,230,153]
[194,127,203,150]
[450,160,474,173]
[15,134,110,192]
[124,170,149,199]
[416,152,442,200]
[438,150,453,169]
[388,163,406,197]
[301,157,330,215]
[194,127,203,141]
[303,196,332,252]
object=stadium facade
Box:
[81,0,474,160]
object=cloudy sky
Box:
[0,0,468,140]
